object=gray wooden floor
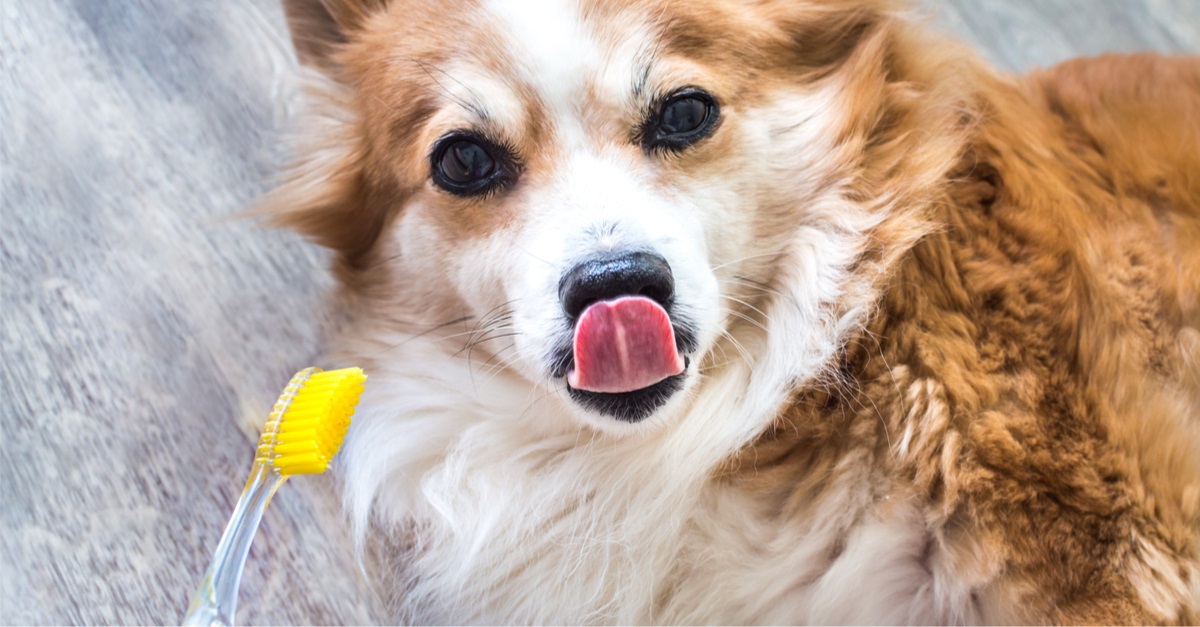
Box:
[1,1,1195,624]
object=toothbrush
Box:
[182,366,367,626]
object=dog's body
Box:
[270,0,1200,622]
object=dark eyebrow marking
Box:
[632,7,674,101]
[633,54,653,101]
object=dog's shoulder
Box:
[1030,54,1200,220]
[724,52,1200,624]
[905,53,1200,623]
[1031,54,1200,159]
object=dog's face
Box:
[280,0,932,433]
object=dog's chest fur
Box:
[348,351,974,624]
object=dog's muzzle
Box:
[555,251,690,422]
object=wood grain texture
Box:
[0,1,1194,624]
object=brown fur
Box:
[271,0,1200,622]
[730,51,1200,624]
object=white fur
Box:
[1128,532,1195,621]
[318,0,977,622]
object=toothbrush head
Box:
[255,366,366,475]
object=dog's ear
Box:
[754,0,894,78]
[259,1,397,271]
[282,0,387,71]
[258,108,394,271]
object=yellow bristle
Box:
[255,366,366,476]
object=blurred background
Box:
[1,1,1196,624]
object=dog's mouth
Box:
[551,296,697,423]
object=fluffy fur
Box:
[266,0,1200,622]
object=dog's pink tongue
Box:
[568,296,684,394]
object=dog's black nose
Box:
[559,251,675,319]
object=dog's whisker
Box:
[720,307,769,334]
[371,315,475,357]
[710,250,785,273]
[410,58,486,117]
[478,300,520,324]
[716,328,754,372]
[480,342,521,382]
[517,382,561,422]
[456,301,521,383]
[719,276,788,300]
[723,294,773,321]
[426,325,515,344]
[458,331,524,357]
[515,244,554,267]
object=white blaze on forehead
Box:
[484,0,601,134]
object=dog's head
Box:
[272,0,968,432]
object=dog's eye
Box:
[441,141,494,182]
[662,97,708,135]
[431,133,514,196]
[642,88,719,152]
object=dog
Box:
[266,0,1200,622]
